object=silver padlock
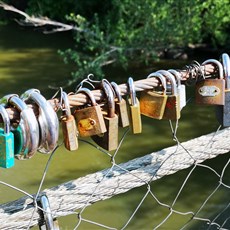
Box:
[1,94,40,159]
[217,53,230,127]
[168,69,186,110]
[21,89,59,154]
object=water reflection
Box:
[0,23,229,229]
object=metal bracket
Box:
[38,195,60,230]
[198,86,220,97]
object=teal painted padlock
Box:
[0,104,14,168]
[11,124,24,156]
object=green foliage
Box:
[6,0,230,83]
[26,0,77,21]
[58,0,230,83]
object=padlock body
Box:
[61,115,78,151]
[115,99,129,127]
[128,98,142,134]
[0,129,14,168]
[75,105,106,137]
[195,79,225,105]
[91,114,118,151]
[162,95,181,120]
[11,125,23,156]
[223,90,230,126]
[140,90,167,119]
[178,85,186,110]
[216,89,230,127]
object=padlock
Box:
[74,88,106,137]
[195,59,225,105]
[111,81,129,127]
[140,72,167,119]
[1,94,40,159]
[216,53,230,126]
[61,91,78,151]
[0,104,14,168]
[2,101,25,157]
[11,123,24,156]
[157,70,181,120]
[127,77,142,134]
[168,69,186,110]
[21,89,59,154]
[91,80,119,151]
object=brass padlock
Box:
[195,59,225,105]
[157,70,181,120]
[127,77,142,134]
[61,91,78,151]
[74,88,106,137]
[140,72,167,119]
[111,81,130,127]
[216,53,230,126]
[91,80,119,151]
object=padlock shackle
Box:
[156,70,177,95]
[21,89,59,155]
[221,53,230,89]
[147,72,167,93]
[202,59,224,79]
[102,80,115,118]
[128,77,137,106]
[168,69,182,86]
[0,104,10,134]
[111,82,122,102]
[1,94,27,111]
[77,88,97,106]
[39,195,59,230]
[2,93,40,158]
[20,88,40,99]
[61,91,71,118]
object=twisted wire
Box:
[3,62,215,122]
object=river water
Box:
[0,23,229,229]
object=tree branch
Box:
[0,1,84,33]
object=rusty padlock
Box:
[157,70,181,120]
[111,81,130,127]
[195,59,225,105]
[91,80,119,151]
[140,72,167,119]
[74,88,106,137]
[61,91,78,151]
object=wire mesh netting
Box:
[1,105,230,229]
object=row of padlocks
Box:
[0,53,229,169]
